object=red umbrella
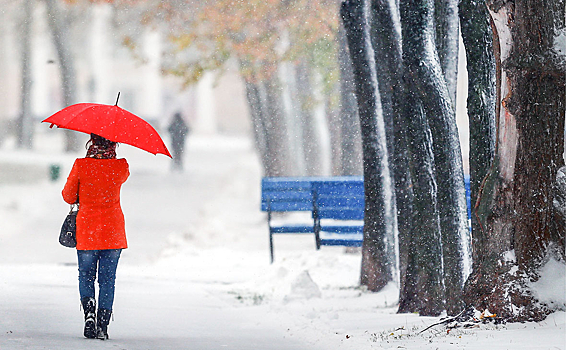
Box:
[43,97,171,158]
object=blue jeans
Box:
[77,249,122,311]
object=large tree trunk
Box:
[341,0,394,291]
[338,24,363,176]
[399,0,445,314]
[397,96,445,316]
[17,0,34,150]
[44,0,80,152]
[464,0,566,322]
[401,0,468,316]
[370,0,413,295]
[458,0,497,266]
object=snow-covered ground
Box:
[1,131,565,349]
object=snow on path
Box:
[0,133,325,349]
[0,132,565,349]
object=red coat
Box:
[62,158,129,250]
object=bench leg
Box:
[269,230,274,263]
[314,219,321,250]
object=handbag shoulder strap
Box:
[69,203,79,214]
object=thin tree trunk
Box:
[401,0,468,316]
[458,0,497,267]
[338,24,363,176]
[44,0,79,152]
[341,0,394,291]
[326,97,343,176]
[263,71,295,177]
[434,0,459,106]
[17,0,34,149]
[295,61,323,176]
[242,70,270,176]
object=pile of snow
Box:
[531,256,566,311]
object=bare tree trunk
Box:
[44,0,79,152]
[464,0,566,322]
[397,96,445,316]
[401,0,468,316]
[242,71,270,175]
[458,0,497,266]
[399,0,445,312]
[341,0,394,291]
[338,24,363,176]
[263,71,295,177]
[295,61,323,176]
[17,0,34,149]
[434,0,459,105]
[370,0,413,291]
[326,97,343,176]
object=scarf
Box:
[86,143,117,159]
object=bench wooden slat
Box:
[270,224,315,234]
[318,209,364,220]
[261,177,322,190]
[320,237,363,247]
[319,224,363,233]
[264,202,313,212]
[316,196,364,207]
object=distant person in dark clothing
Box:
[168,112,190,171]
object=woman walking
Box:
[62,133,129,340]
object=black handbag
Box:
[59,204,78,248]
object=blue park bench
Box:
[261,175,472,263]
[261,176,364,263]
[312,179,364,249]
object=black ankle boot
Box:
[96,308,112,340]
[80,297,97,339]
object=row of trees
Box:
[341,0,565,321]
[149,0,564,321]
[135,0,364,178]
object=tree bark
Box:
[44,0,80,152]
[401,0,468,316]
[338,24,363,176]
[341,0,394,291]
[370,0,413,296]
[242,72,270,176]
[434,0,459,106]
[464,0,566,322]
[458,0,497,266]
[397,95,445,316]
[17,0,34,150]
[263,71,296,177]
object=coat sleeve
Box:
[62,160,80,204]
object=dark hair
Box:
[86,133,116,149]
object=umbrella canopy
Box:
[43,103,172,158]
